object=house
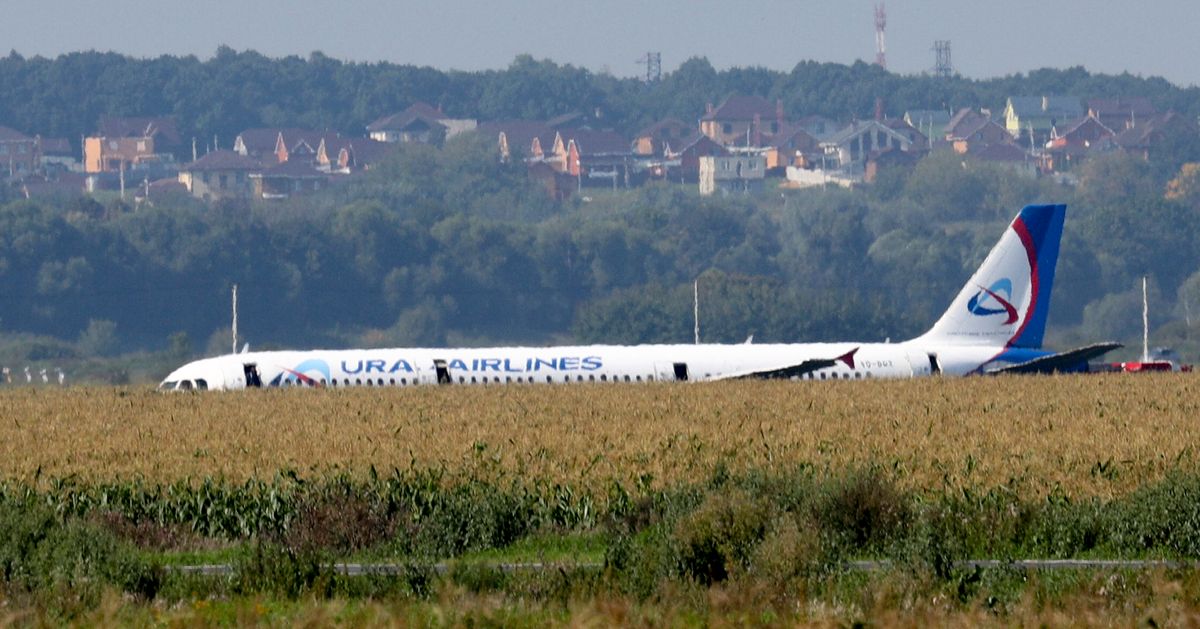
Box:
[794,115,840,139]
[633,118,691,156]
[1111,112,1200,160]
[820,120,914,171]
[1087,98,1157,131]
[904,110,951,142]
[1044,115,1116,171]
[552,129,633,188]
[762,124,821,170]
[367,102,476,143]
[947,116,1011,154]
[232,128,339,164]
[0,126,39,177]
[84,116,181,173]
[476,120,557,161]
[38,137,78,172]
[317,137,396,172]
[884,118,928,150]
[699,154,767,195]
[663,133,727,183]
[1002,96,1083,146]
[249,160,327,199]
[177,150,261,201]
[700,95,784,146]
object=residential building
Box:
[1002,96,1083,146]
[1087,98,1157,131]
[762,125,820,170]
[633,118,691,156]
[84,116,181,173]
[663,133,727,183]
[552,129,633,188]
[820,120,914,170]
[0,126,39,176]
[699,154,767,195]
[367,102,476,143]
[1112,112,1200,160]
[317,137,396,173]
[250,160,327,199]
[904,110,951,142]
[38,137,78,172]
[477,120,556,162]
[232,128,338,165]
[177,150,261,201]
[1044,115,1116,171]
[947,116,1011,154]
[700,95,784,146]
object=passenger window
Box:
[195,379,208,390]
[180,380,193,390]
[471,376,477,384]
[547,376,553,383]
[600,374,607,382]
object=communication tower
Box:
[874,4,887,69]
[933,40,953,78]
[636,52,662,83]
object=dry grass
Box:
[1,374,1198,497]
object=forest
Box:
[0,50,1198,380]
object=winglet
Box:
[838,347,859,369]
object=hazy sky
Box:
[8,1,1199,87]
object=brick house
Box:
[84,116,181,173]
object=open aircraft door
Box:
[903,351,938,377]
[655,362,689,382]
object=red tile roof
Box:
[559,129,630,155]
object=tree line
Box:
[2,49,1200,151]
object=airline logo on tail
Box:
[966,278,1019,325]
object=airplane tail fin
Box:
[917,204,1065,348]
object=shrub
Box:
[673,488,772,585]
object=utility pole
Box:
[231,283,239,355]
[874,4,887,69]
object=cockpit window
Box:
[179,380,194,390]
[159,381,177,390]
[195,379,208,390]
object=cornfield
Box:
[1,374,1197,498]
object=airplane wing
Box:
[986,342,1123,375]
[716,348,859,380]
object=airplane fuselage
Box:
[159,341,1043,391]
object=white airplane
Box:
[160,204,1118,391]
